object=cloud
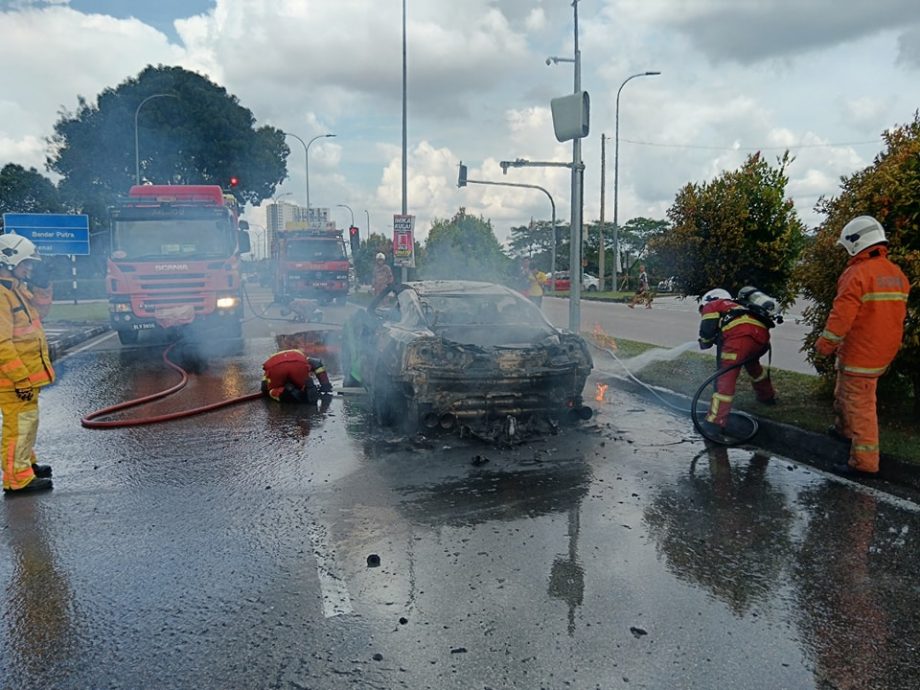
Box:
[616,0,920,65]
[0,5,182,168]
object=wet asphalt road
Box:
[2,296,920,689]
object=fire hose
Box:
[81,343,262,429]
[596,342,761,447]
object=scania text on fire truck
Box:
[270,214,349,306]
[106,185,251,345]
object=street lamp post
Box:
[613,71,660,289]
[134,93,178,185]
[546,0,584,333]
[364,209,371,237]
[284,132,335,212]
[336,204,355,228]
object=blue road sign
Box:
[2,213,91,256]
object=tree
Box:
[507,219,567,275]
[420,208,511,282]
[0,164,64,219]
[796,113,920,415]
[47,65,288,211]
[650,152,806,304]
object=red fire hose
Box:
[81,343,262,429]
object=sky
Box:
[1,0,919,249]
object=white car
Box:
[657,276,678,292]
[583,273,599,291]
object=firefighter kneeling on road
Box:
[697,287,778,439]
[261,350,333,404]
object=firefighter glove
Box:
[15,385,34,401]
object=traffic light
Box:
[348,225,360,255]
[457,162,467,188]
[228,176,240,188]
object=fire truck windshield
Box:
[286,239,346,261]
[112,216,236,260]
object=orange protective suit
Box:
[261,350,332,403]
[0,278,54,490]
[699,298,775,428]
[815,245,909,473]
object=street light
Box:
[613,71,660,289]
[336,203,355,228]
[134,93,178,185]
[271,192,292,204]
[459,162,558,292]
[284,132,335,211]
[545,0,584,333]
[364,209,371,237]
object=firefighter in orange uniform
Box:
[0,235,55,495]
[697,288,776,438]
[815,216,909,476]
[261,349,333,404]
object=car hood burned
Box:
[343,281,594,443]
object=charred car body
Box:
[342,280,593,441]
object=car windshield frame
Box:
[415,289,553,331]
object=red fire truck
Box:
[106,185,251,345]
[270,221,349,305]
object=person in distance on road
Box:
[373,252,394,297]
[815,216,909,477]
[0,234,55,495]
[628,264,654,309]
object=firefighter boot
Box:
[4,477,53,495]
[32,463,52,478]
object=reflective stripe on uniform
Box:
[853,443,880,453]
[842,363,889,376]
[820,329,843,343]
[701,312,720,321]
[720,352,738,361]
[751,368,770,383]
[722,315,768,332]
[860,292,909,302]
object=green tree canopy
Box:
[650,152,805,304]
[47,65,288,211]
[0,164,64,219]
[420,208,510,282]
[796,113,920,414]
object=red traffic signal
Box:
[229,176,240,188]
[349,226,359,236]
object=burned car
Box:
[341,280,593,440]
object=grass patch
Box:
[47,302,109,323]
[585,333,920,465]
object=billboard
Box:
[392,214,415,268]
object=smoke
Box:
[613,340,703,374]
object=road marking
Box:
[307,523,354,617]
[805,466,920,512]
[57,330,117,359]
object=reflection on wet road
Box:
[2,333,919,688]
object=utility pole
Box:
[569,0,583,334]
[599,133,606,293]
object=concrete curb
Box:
[600,371,920,495]
[47,325,110,361]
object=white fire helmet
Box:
[0,233,41,269]
[699,288,731,311]
[375,252,386,261]
[837,216,887,256]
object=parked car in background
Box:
[341,280,594,442]
[657,276,678,292]
[548,271,598,291]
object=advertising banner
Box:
[392,214,415,268]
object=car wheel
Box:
[587,285,597,292]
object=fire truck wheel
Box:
[117,329,139,345]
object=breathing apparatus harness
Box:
[690,286,783,446]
